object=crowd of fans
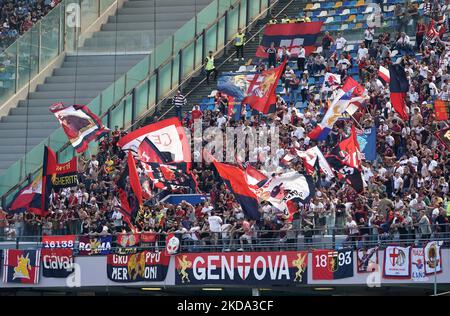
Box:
[0,0,60,51]
[0,0,449,252]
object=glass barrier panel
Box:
[110,99,125,128]
[135,81,149,116]
[148,74,157,108]
[250,0,261,21]
[80,0,100,32]
[181,42,195,79]
[23,139,47,176]
[17,30,39,89]
[154,37,173,70]
[126,57,150,93]
[171,54,180,89]
[0,161,22,197]
[40,9,61,70]
[101,82,115,115]
[197,0,218,31]
[205,25,218,55]
[174,18,196,53]
[113,75,126,104]
[239,0,247,29]
[100,0,115,12]
[194,36,204,70]
[88,95,101,116]
[218,0,232,15]
[0,43,17,105]
[158,62,172,99]
[217,16,226,49]
[227,5,239,42]
[58,145,75,163]
[123,94,133,127]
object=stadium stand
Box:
[0,0,449,260]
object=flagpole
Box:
[349,112,364,130]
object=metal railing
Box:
[1,224,449,252]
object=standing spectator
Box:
[233,28,246,61]
[173,90,187,121]
[204,51,218,85]
[335,32,347,59]
[364,26,375,49]
[418,210,432,242]
[416,19,426,51]
[266,42,277,68]
[297,45,306,71]
[321,31,334,59]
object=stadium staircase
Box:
[157,0,424,119]
[0,0,213,174]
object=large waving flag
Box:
[256,22,323,58]
[6,175,49,216]
[217,72,256,100]
[322,73,341,92]
[213,161,260,220]
[297,146,335,178]
[242,60,286,114]
[255,171,316,220]
[44,146,78,190]
[138,137,197,192]
[389,63,409,120]
[6,146,59,216]
[356,127,377,161]
[50,103,109,153]
[308,77,366,140]
[326,155,364,193]
[116,152,143,227]
[118,117,191,165]
[331,126,362,169]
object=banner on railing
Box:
[312,248,354,280]
[424,241,443,275]
[383,246,411,279]
[42,235,76,249]
[116,233,141,255]
[411,247,428,282]
[356,247,378,273]
[255,22,323,58]
[174,251,308,285]
[3,249,41,284]
[77,235,112,256]
[107,251,170,283]
[42,248,74,278]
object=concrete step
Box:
[45,74,122,84]
[107,13,193,23]
[64,54,146,63]
[53,66,130,76]
[101,20,187,32]
[2,114,55,123]
[35,82,111,92]
[16,98,92,108]
[27,90,100,99]
[0,121,60,130]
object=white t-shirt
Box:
[346,220,359,235]
[394,177,404,190]
[335,37,347,50]
[217,116,227,128]
[364,29,374,41]
[208,215,223,233]
[357,47,368,60]
[298,47,306,58]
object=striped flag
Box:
[378,65,390,84]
